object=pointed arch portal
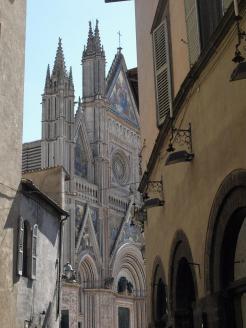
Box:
[205,169,246,327]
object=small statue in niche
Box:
[82,230,91,249]
[104,277,114,289]
[127,281,133,294]
[117,277,134,295]
[118,277,128,293]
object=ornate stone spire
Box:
[94,19,102,54]
[52,37,67,79]
[83,21,95,57]
[45,64,51,91]
[69,66,74,90]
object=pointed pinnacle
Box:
[89,21,93,38]
[45,64,51,90]
[52,37,67,78]
[69,66,74,89]
[84,21,95,57]
[77,96,82,111]
[94,19,101,54]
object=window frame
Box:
[152,14,173,127]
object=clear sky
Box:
[23,0,136,143]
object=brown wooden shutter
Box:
[17,216,24,275]
[153,19,172,126]
[184,0,201,66]
[31,224,38,279]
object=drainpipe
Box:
[57,215,69,319]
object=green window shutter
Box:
[153,19,172,126]
[31,224,38,279]
[184,0,201,66]
[222,0,233,14]
[17,216,24,275]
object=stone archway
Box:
[205,169,246,327]
[111,244,146,328]
[169,230,198,328]
[151,257,168,328]
[78,254,99,328]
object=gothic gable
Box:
[110,197,143,258]
[74,119,93,179]
[75,204,102,265]
[107,55,139,129]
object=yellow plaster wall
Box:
[169,0,190,95]
[145,17,246,315]
[135,0,159,171]
[135,0,190,173]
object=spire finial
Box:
[45,64,51,91]
[117,31,122,52]
[84,21,95,57]
[69,66,74,90]
[52,37,67,78]
[94,19,102,54]
[89,21,93,37]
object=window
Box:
[48,124,50,139]
[153,18,172,126]
[31,224,38,279]
[17,217,24,275]
[55,97,57,117]
[197,0,222,49]
[61,310,69,328]
[48,99,51,120]
[18,219,31,277]
[17,218,38,279]
[184,0,201,66]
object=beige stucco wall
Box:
[135,0,190,172]
[23,166,69,209]
[135,0,159,171]
[144,15,246,321]
[0,0,26,327]
[169,0,190,95]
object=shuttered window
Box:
[17,217,24,275]
[222,0,233,14]
[184,0,201,66]
[153,19,172,126]
[31,224,38,279]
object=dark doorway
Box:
[60,310,69,328]
[220,211,246,327]
[118,307,130,328]
[175,258,195,328]
[152,262,168,327]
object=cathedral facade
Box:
[23,21,146,328]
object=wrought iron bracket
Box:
[167,122,193,153]
[232,16,246,63]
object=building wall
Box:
[141,8,246,326]
[0,0,26,327]
[134,0,159,171]
[135,0,190,174]
[23,166,68,209]
[15,191,61,328]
